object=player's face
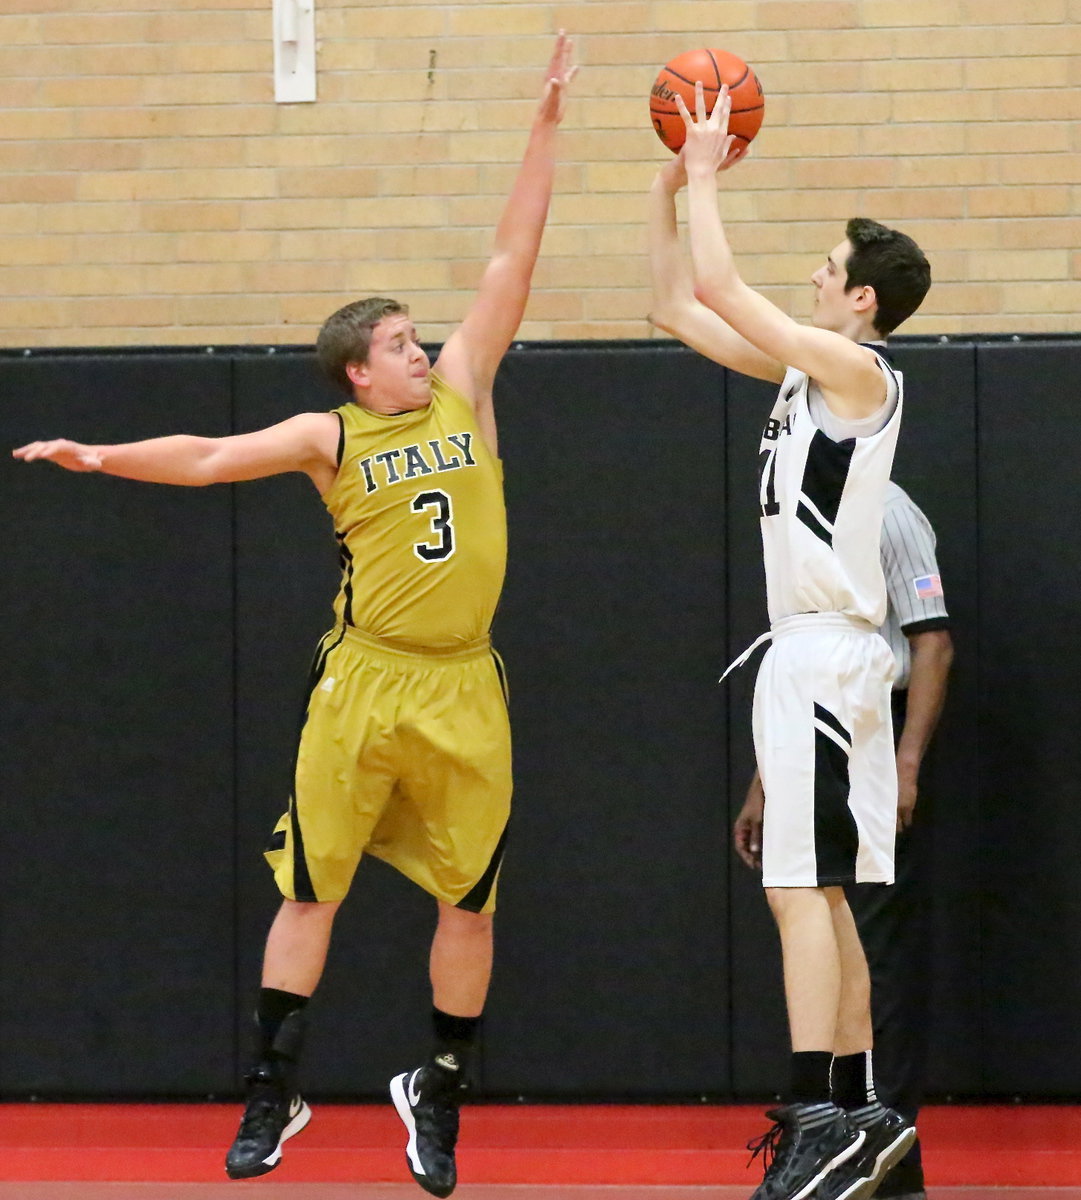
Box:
[352,314,432,413]
[810,239,854,332]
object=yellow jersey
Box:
[322,373,507,650]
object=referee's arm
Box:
[897,629,953,828]
[882,491,954,829]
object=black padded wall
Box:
[0,353,236,1096]
[976,341,1081,1095]
[0,338,1079,1100]
[484,344,732,1096]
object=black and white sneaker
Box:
[390,1063,463,1197]
[875,1152,926,1199]
[815,1108,917,1200]
[747,1102,864,1200]
[224,1063,311,1179]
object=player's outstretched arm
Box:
[678,83,885,419]
[435,32,577,445]
[13,412,340,492]
[648,152,784,384]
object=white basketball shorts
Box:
[752,613,898,888]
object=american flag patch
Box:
[912,573,944,600]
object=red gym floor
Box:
[1,1103,1078,1196]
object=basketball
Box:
[650,48,765,154]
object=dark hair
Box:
[316,297,408,395]
[843,218,931,336]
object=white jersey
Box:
[758,352,902,627]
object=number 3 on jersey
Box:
[412,489,455,561]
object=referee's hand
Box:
[734,772,765,871]
[897,766,918,831]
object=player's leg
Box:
[746,885,860,1200]
[225,898,339,1180]
[749,638,867,1200]
[830,892,873,1056]
[846,829,929,1199]
[767,885,842,1052]
[389,903,494,1199]
[817,648,916,1200]
[431,900,493,1018]
[384,646,511,1198]
[848,690,931,1199]
[429,899,494,1085]
[818,894,915,1200]
[228,632,396,1179]
[264,895,341,994]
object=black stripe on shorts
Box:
[287,627,347,902]
[812,702,858,885]
[456,820,510,914]
[491,649,509,707]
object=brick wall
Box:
[2,0,1078,346]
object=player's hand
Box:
[675,81,746,179]
[657,149,688,193]
[733,774,765,871]
[536,29,578,124]
[12,438,103,472]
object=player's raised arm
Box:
[678,83,886,419]
[434,33,577,431]
[648,151,784,384]
[13,412,341,493]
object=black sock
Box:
[831,1051,871,1108]
[789,1050,834,1105]
[831,1050,886,1128]
[256,987,310,1051]
[430,1007,480,1079]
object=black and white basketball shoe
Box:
[815,1107,917,1200]
[225,1008,311,1179]
[389,1058,464,1197]
[874,1152,926,1199]
[224,1060,311,1178]
[746,1102,864,1200]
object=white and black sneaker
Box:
[747,1102,864,1200]
[225,1062,311,1179]
[816,1107,917,1200]
[390,1062,463,1197]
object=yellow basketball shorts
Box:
[264,625,512,913]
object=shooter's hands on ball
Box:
[674,80,747,179]
[13,438,102,472]
[536,30,578,124]
[656,149,688,194]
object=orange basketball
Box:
[650,48,765,154]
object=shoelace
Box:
[746,1117,786,1174]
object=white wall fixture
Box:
[273,0,316,103]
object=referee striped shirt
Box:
[879,481,950,689]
